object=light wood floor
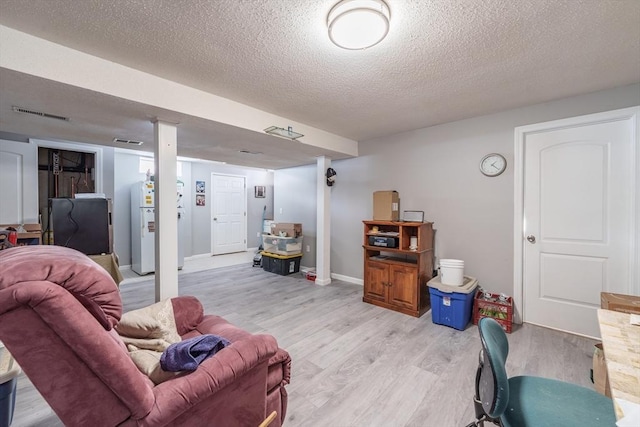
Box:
[11,254,599,426]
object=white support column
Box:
[153,119,179,301]
[316,156,331,285]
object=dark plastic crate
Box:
[261,252,302,276]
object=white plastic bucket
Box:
[440,259,464,266]
[439,259,464,286]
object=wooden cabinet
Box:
[362,220,434,317]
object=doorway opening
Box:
[37,147,96,242]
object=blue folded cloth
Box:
[160,334,230,372]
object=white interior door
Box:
[211,174,246,255]
[518,108,637,338]
[0,139,38,224]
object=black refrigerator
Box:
[49,198,112,255]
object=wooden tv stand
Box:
[362,220,434,317]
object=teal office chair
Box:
[466,317,617,427]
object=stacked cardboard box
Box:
[269,222,302,238]
[373,191,399,221]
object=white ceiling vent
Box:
[113,137,144,146]
[12,106,69,121]
[264,126,304,140]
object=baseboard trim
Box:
[315,277,331,286]
[299,267,362,286]
[331,273,363,286]
[185,253,213,260]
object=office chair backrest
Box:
[478,317,510,419]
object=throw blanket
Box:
[115,299,184,384]
[115,299,181,351]
[160,334,230,372]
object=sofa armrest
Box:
[170,296,204,335]
[139,333,278,425]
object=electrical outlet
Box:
[257,232,260,237]
[279,207,283,214]
[306,245,310,252]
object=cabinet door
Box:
[364,261,388,302]
[388,264,418,309]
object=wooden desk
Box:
[597,309,640,420]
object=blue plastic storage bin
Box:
[0,378,17,427]
[1,346,20,427]
[428,276,478,331]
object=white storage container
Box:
[262,235,303,256]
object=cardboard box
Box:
[592,343,611,397]
[373,191,399,221]
[0,224,42,246]
[270,222,302,238]
[600,292,640,314]
[88,253,124,286]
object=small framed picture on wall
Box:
[196,180,205,194]
[255,186,266,198]
[196,194,205,206]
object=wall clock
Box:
[480,153,507,177]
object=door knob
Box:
[213,217,217,221]
[526,235,536,243]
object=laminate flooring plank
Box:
[292,311,427,409]
[305,309,407,370]
[270,299,375,347]
[299,341,436,427]
[352,365,439,427]
[284,359,323,395]
[278,327,341,363]
[283,391,320,426]
[404,336,479,426]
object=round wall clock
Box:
[480,153,507,177]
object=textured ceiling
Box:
[0,0,639,166]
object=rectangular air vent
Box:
[113,138,144,146]
[12,106,69,121]
[264,126,303,140]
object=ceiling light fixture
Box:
[327,0,390,50]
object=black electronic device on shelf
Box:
[49,198,111,255]
[368,235,399,248]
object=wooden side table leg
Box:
[258,411,277,427]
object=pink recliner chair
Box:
[0,245,290,426]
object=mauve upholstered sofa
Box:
[0,245,291,426]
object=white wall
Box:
[276,83,640,296]
[190,162,274,256]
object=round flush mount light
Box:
[327,0,390,50]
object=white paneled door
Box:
[0,139,37,224]
[211,174,246,255]
[519,108,637,338]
